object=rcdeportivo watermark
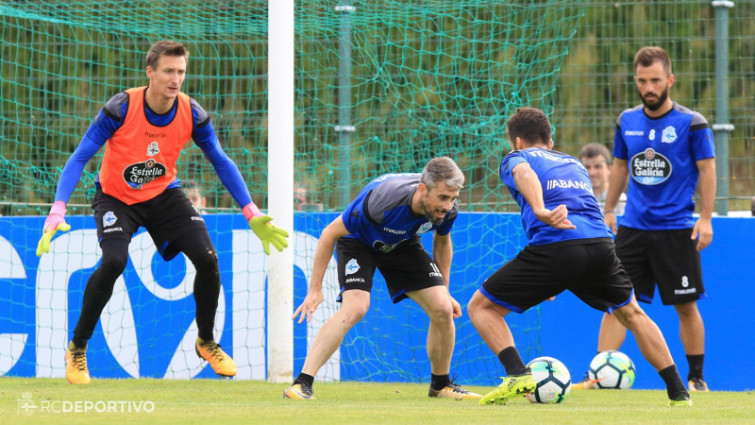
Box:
[17,392,155,414]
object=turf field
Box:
[1,378,753,425]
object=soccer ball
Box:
[525,356,571,403]
[588,350,636,389]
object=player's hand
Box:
[249,215,289,255]
[243,203,289,255]
[691,217,713,251]
[449,295,462,319]
[292,290,323,324]
[36,201,71,257]
[534,204,576,230]
[604,211,618,234]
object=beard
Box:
[638,85,669,111]
[420,198,446,225]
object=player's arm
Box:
[292,216,351,324]
[692,157,716,251]
[603,158,629,233]
[192,109,288,255]
[512,162,575,230]
[432,231,462,318]
[37,110,117,256]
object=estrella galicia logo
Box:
[345,258,360,275]
[103,211,117,227]
[630,148,672,185]
[123,159,167,189]
[661,126,677,144]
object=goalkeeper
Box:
[468,107,691,407]
[36,40,289,385]
[286,157,480,401]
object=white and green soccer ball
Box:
[588,350,636,389]
[525,356,571,403]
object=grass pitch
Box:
[1,378,753,425]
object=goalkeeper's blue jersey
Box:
[500,148,611,246]
[613,103,715,230]
[340,174,457,253]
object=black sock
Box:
[430,374,451,391]
[71,336,87,349]
[497,346,528,376]
[686,354,704,381]
[659,364,689,400]
[294,373,315,388]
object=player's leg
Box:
[675,301,707,391]
[406,285,454,375]
[285,238,375,399]
[468,247,556,405]
[381,240,478,399]
[613,300,691,405]
[67,191,141,384]
[407,285,479,399]
[304,289,370,375]
[597,312,627,351]
[170,228,236,377]
[571,240,690,405]
[284,289,370,399]
[651,229,708,391]
[146,189,234,376]
[596,227,653,352]
[468,291,535,405]
[67,238,130,384]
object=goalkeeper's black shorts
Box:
[92,187,208,261]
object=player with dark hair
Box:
[595,46,715,392]
[579,143,626,215]
[284,157,480,401]
[468,107,691,406]
[37,39,289,385]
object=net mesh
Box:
[2,0,753,383]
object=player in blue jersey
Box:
[468,107,691,406]
[284,157,481,401]
[594,46,715,392]
[36,40,289,384]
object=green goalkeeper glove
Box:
[36,200,71,256]
[243,203,289,255]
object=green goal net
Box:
[0,0,583,384]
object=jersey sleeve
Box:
[192,117,254,209]
[54,107,122,203]
[612,119,628,160]
[689,112,715,161]
[499,151,526,191]
[340,194,371,235]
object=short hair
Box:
[420,156,465,191]
[634,46,672,75]
[579,143,612,163]
[506,107,552,147]
[182,178,202,191]
[146,40,189,69]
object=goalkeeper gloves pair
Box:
[36,201,289,257]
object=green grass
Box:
[1,378,753,425]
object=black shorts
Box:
[335,236,446,303]
[93,188,210,260]
[615,226,705,305]
[481,238,633,313]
